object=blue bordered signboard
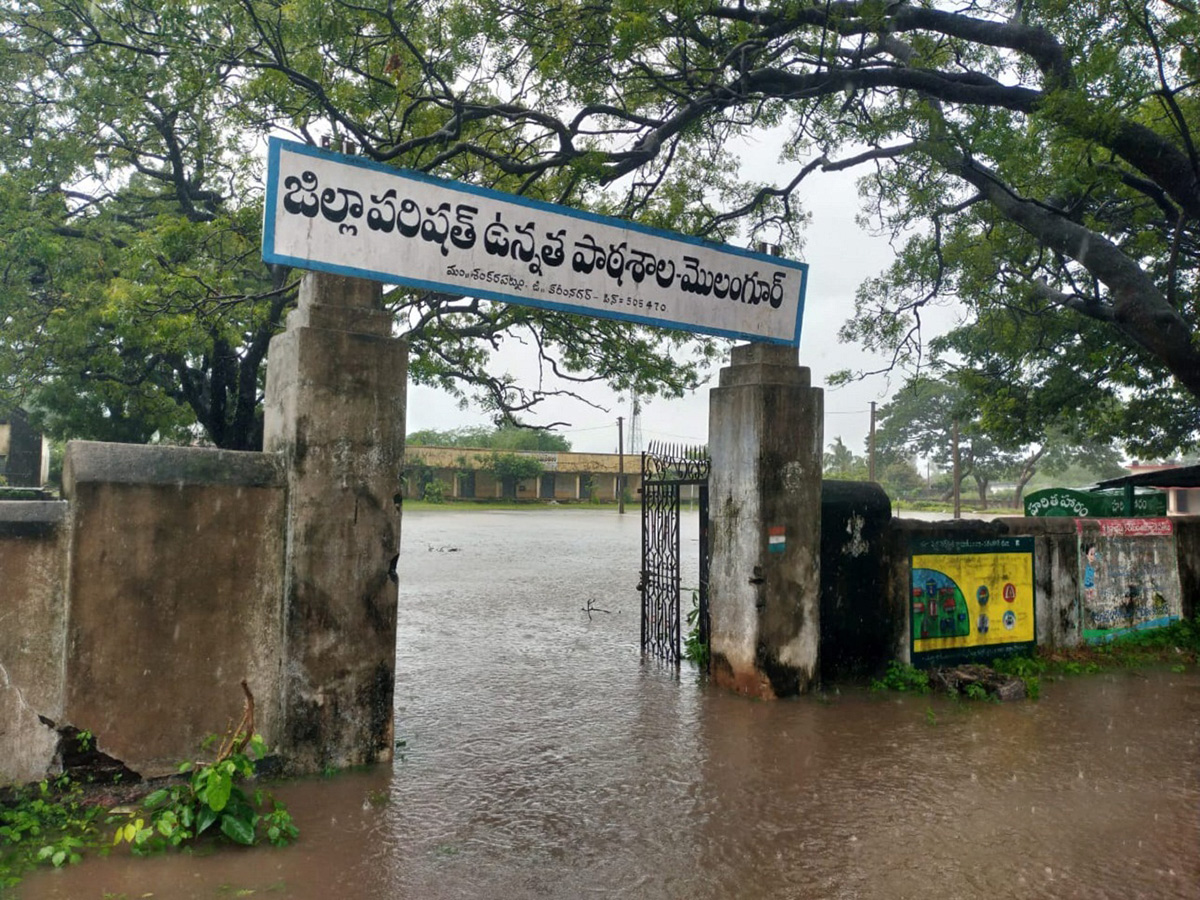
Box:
[263,138,808,346]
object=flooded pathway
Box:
[17,509,1200,899]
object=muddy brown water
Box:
[16,509,1200,899]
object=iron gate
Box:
[639,441,710,664]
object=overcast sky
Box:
[404,165,948,456]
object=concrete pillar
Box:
[707,343,823,698]
[264,272,407,773]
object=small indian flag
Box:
[768,526,786,553]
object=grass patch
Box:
[994,616,1200,679]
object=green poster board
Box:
[1024,487,1167,518]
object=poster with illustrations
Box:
[1076,518,1182,643]
[910,537,1037,667]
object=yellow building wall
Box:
[403,446,643,501]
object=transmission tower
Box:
[628,395,644,455]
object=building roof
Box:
[1095,463,1200,490]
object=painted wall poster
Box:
[1076,518,1182,643]
[910,537,1037,666]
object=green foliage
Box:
[822,437,868,480]
[991,619,1200,685]
[874,375,1124,508]
[422,479,449,503]
[7,0,1200,455]
[0,776,105,888]
[991,656,1048,679]
[870,661,931,694]
[962,682,991,702]
[1024,676,1041,700]
[481,451,543,483]
[0,2,721,452]
[407,425,571,452]
[1106,616,1200,654]
[111,735,297,855]
[682,590,709,668]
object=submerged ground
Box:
[15,508,1200,899]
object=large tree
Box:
[0,0,721,450]
[210,0,1200,455]
[7,0,1198,454]
[0,1,284,448]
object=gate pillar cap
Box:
[730,343,798,368]
[719,343,808,388]
[286,272,393,336]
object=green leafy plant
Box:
[422,478,449,503]
[1024,675,1041,700]
[682,590,709,668]
[870,661,931,694]
[963,682,990,702]
[0,775,106,888]
[112,734,297,854]
[991,655,1047,679]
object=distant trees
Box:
[406,425,570,452]
[873,376,1125,508]
[822,435,923,501]
[823,438,867,481]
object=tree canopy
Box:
[3,0,1198,455]
[213,0,1200,456]
[0,0,721,450]
[406,424,571,451]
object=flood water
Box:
[17,509,1200,899]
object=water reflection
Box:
[17,509,1200,899]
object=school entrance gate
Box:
[639,442,710,664]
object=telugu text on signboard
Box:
[262,138,808,346]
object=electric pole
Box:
[952,419,961,520]
[617,416,625,515]
[869,401,877,482]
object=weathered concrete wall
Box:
[60,442,287,778]
[708,344,823,698]
[992,517,1082,650]
[819,481,893,682]
[264,272,406,773]
[883,515,1200,666]
[1173,517,1200,621]
[0,502,69,783]
[3,273,406,784]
